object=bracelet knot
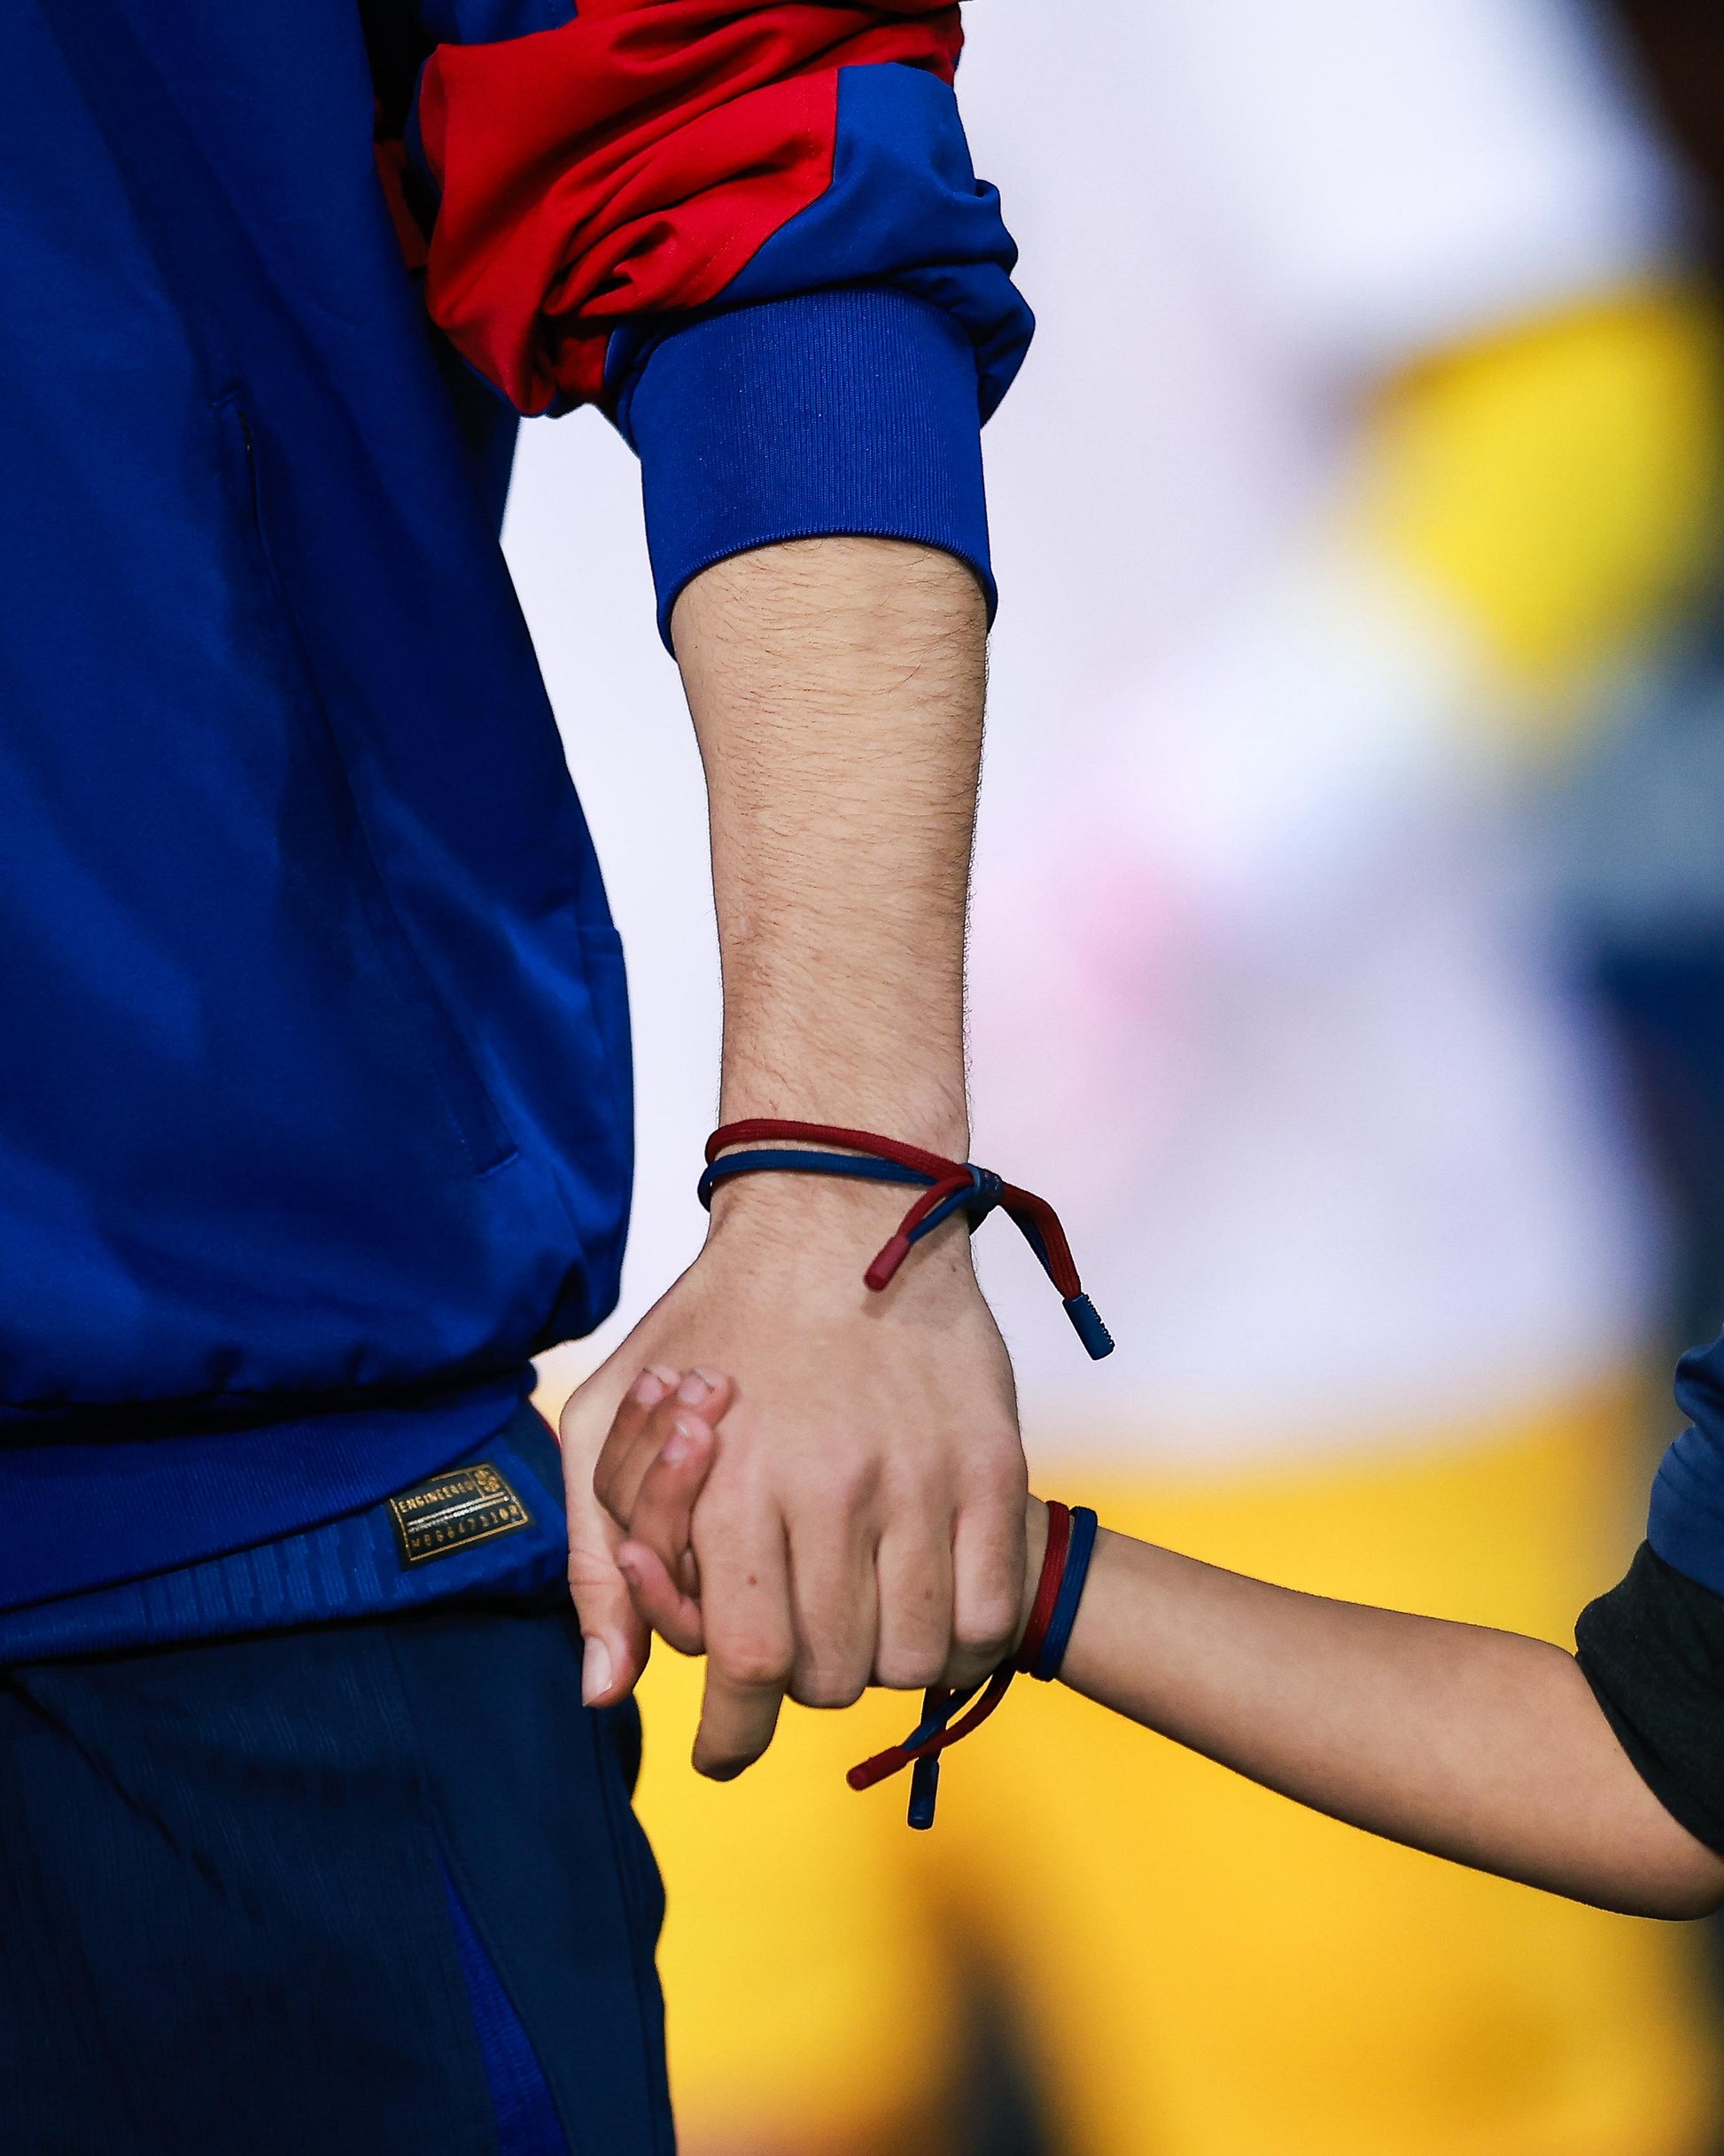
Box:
[699,1120,1113,1360]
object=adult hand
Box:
[563,531,1022,1776]
[563,1171,1026,1779]
[607,1358,1051,1677]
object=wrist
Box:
[715,1089,968,1165]
[703,1113,972,1258]
[698,1115,1113,1362]
[703,1169,981,1292]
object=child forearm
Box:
[1056,1516,1724,1919]
[602,1381,1724,1917]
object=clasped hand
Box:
[559,1179,1028,1779]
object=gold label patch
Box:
[388,1461,531,1567]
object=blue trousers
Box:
[0,1593,673,2154]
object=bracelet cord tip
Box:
[864,1234,912,1292]
[846,1747,907,1793]
[1064,1293,1114,1360]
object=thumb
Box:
[561,1384,651,1708]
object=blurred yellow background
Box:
[520,1,1724,2148]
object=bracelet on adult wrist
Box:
[700,1119,1109,1830]
[847,1503,1101,1830]
[699,1119,1114,1359]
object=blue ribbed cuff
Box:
[617,288,994,652]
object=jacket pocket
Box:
[215,392,516,1176]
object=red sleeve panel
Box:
[415,1,963,416]
[399,0,1029,643]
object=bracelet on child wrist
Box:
[699,1120,1114,1359]
[1016,1499,1100,1682]
[847,1502,1101,1831]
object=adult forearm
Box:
[1058,1521,1724,1918]
[672,535,984,1153]
[571,533,1021,1775]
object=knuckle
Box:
[825,1459,882,1519]
[953,1588,1019,1660]
[882,1467,954,1530]
[565,1550,618,1598]
[967,1447,1029,1511]
[874,1645,946,1692]
[791,1665,866,1711]
[568,1587,622,1637]
[714,1641,792,1693]
[944,1646,1000,1691]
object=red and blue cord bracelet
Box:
[846,1502,1101,1829]
[698,1120,1110,1829]
[698,1119,1114,1360]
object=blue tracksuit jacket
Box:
[3,0,1029,1617]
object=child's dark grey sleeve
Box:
[1575,1543,1724,1857]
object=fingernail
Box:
[663,1420,698,1466]
[678,1373,711,1405]
[633,1370,668,1405]
[693,1367,724,1391]
[581,1636,613,1703]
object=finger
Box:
[692,1510,794,1780]
[563,1451,652,1708]
[628,1412,718,1592]
[559,1365,656,1703]
[786,1504,879,1711]
[596,1369,734,1529]
[872,1510,955,1692]
[617,1540,706,1656]
[587,1365,680,1522]
[562,1358,657,1520]
[596,1365,681,1475]
[946,1452,1029,1687]
[616,1411,718,1655]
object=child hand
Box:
[597,1366,732,1656]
